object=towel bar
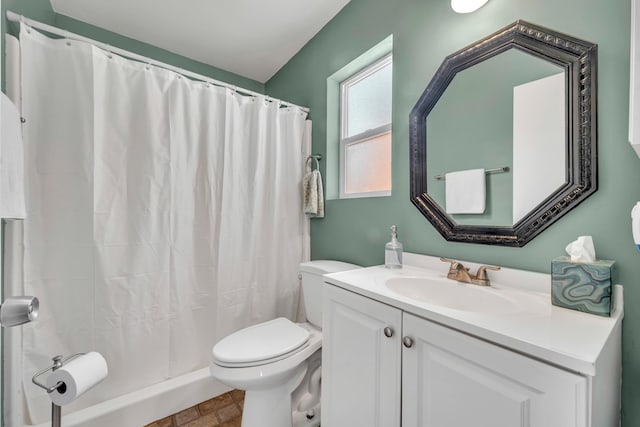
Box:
[435,166,509,180]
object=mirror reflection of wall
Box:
[426,48,565,227]
[512,72,566,223]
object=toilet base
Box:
[241,364,307,427]
[291,350,322,427]
[292,404,321,427]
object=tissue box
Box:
[551,257,615,317]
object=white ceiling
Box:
[49,0,351,83]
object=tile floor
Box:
[145,389,244,427]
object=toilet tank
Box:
[299,260,360,328]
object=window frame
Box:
[339,53,393,199]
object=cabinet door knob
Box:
[383,327,394,338]
[402,336,414,348]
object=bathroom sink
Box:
[385,277,519,314]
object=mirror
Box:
[409,20,597,247]
[427,49,565,226]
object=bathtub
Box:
[6,357,229,427]
[4,328,227,427]
[2,222,230,427]
[33,368,229,427]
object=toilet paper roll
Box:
[46,352,108,406]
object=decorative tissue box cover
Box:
[551,257,615,317]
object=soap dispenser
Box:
[385,225,403,269]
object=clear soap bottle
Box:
[385,225,403,269]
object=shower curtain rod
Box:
[6,10,310,113]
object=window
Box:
[339,54,392,198]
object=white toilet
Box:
[210,260,359,427]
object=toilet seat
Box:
[213,318,311,368]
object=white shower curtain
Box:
[18,25,309,423]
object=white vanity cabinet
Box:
[323,281,615,427]
[402,312,587,427]
[322,283,402,427]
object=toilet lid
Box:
[213,318,310,366]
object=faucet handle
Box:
[440,257,463,271]
[440,257,465,267]
[440,257,471,280]
[474,265,501,286]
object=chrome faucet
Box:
[440,258,500,286]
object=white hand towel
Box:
[303,169,324,218]
[0,92,26,218]
[445,168,485,214]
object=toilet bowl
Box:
[210,260,360,427]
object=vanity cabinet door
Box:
[402,313,588,427]
[322,284,402,427]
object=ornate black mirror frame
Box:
[409,20,597,247]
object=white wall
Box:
[512,73,566,223]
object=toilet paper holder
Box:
[32,353,86,427]
[32,353,86,393]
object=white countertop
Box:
[324,254,623,376]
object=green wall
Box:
[2,0,264,93]
[265,0,640,424]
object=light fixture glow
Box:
[451,0,489,13]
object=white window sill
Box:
[338,190,391,199]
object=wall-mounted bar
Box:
[434,166,510,180]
